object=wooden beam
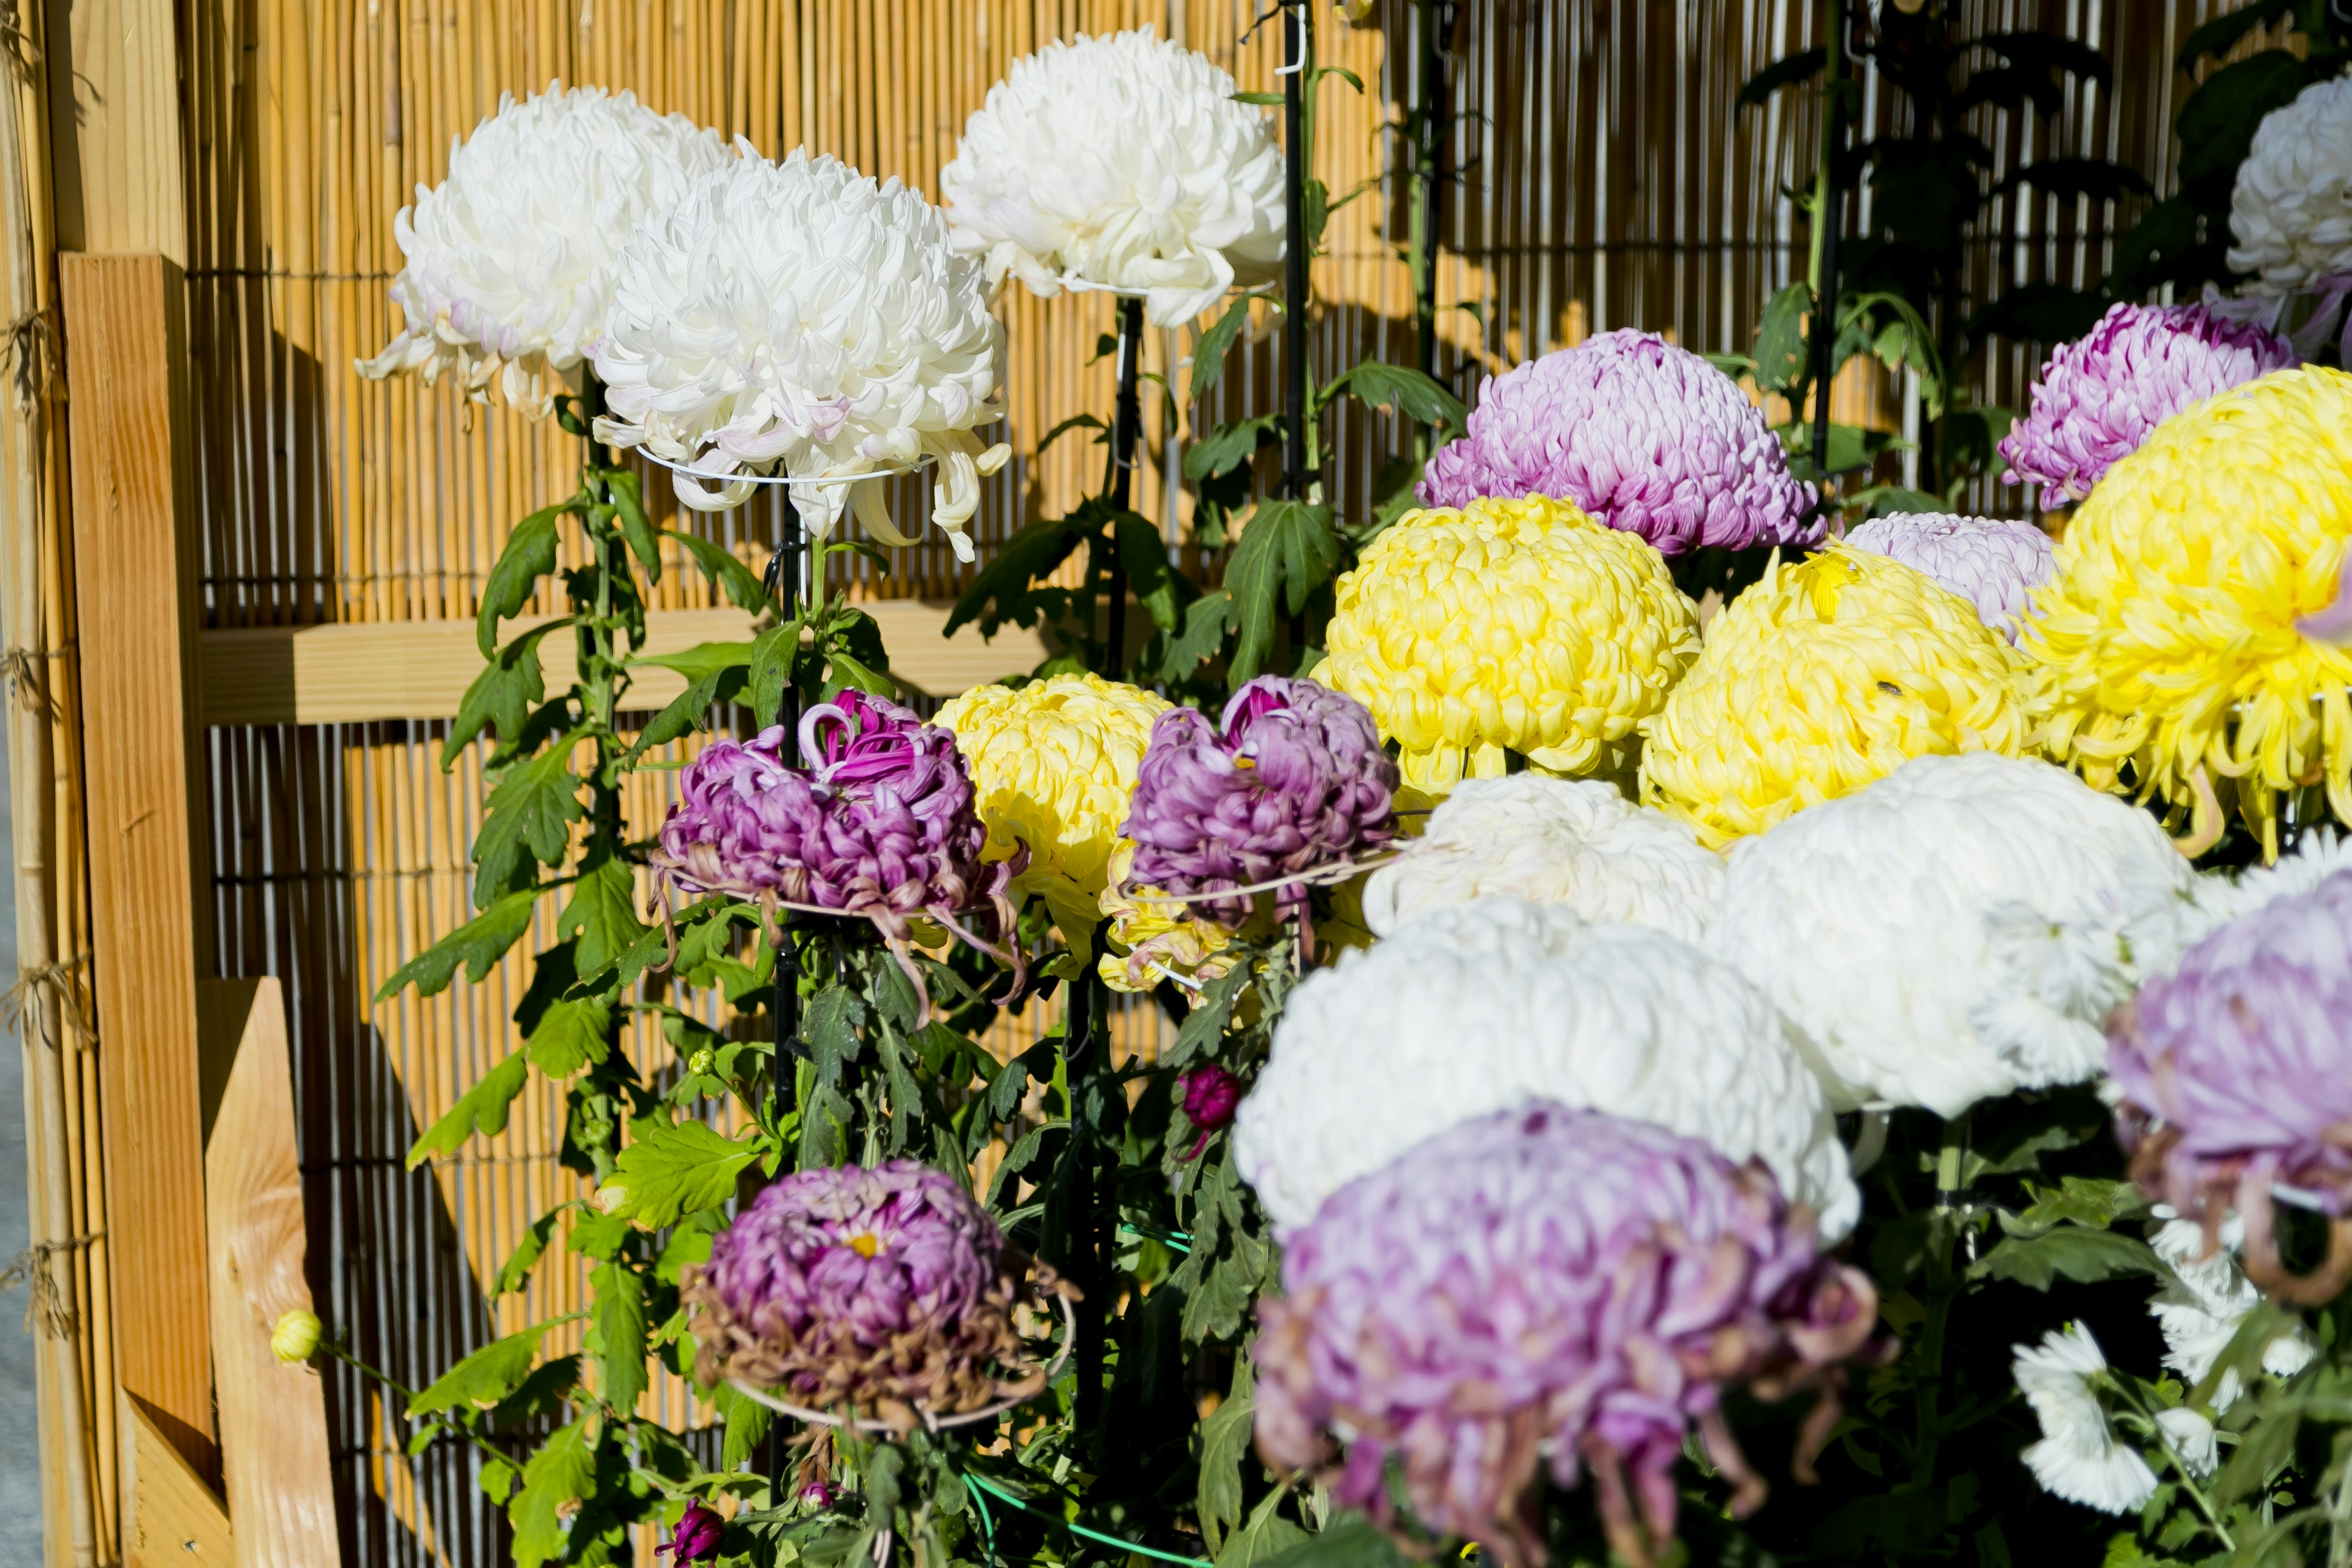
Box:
[122,1400,232,1568]
[198,601,1050,726]
[197,979,337,1568]
[62,253,214,1480]
[45,0,188,260]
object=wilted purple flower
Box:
[1254,1102,1879,1568]
[1417,330,1822,556]
[658,1502,725,1562]
[1842,511,2056,642]
[1178,1064,1242,1156]
[1121,676,1396,928]
[1999,302,2296,508]
[650,692,1023,998]
[797,1480,836,1510]
[684,1161,1066,1428]
[2110,869,2352,1305]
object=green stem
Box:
[2113,1384,2236,1553]
[1913,1114,1972,1487]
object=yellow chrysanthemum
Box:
[935,673,1170,938]
[1319,494,1702,794]
[2024,366,2352,859]
[1095,840,1241,994]
[1638,547,2034,848]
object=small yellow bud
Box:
[270,1308,322,1364]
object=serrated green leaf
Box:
[405,1052,530,1168]
[479,503,569,657]
[559,857,650,979]
[1116,511,1188,635]
[943,515,1087,639]
[510,1418,598,1568]
[714,1380,774,1469]
[1226,499,1338,685]
[667,530,770,612]
[824,649,895,698]
[525,993,612,1077]
[1258,1519,1408,1568]
[1970,1227,2158,1290]
[589,1261,647,1414]
[375,888,540,1001]
[607,470,661,581]
[1216,1487,1308,1568]
[622,644,752,765]
[1189,296,1254,405]
[2009,1177,2147,1234]
[599,1119,758,1229]
[473,739,586,909]
[1183,414,1283,483]
[1751,282,1811,394]
[1197,1352,1254,1555]
[445,619,571,767]
[2177,51,2310,189]
[494,1209,565,1295]
[408,1317,564,1417]
[567,1207,632,1262]
[1160,589,1235,684]
[1322,361,1468,431]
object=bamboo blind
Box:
[151,1,2250,1562]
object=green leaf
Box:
[1970,1227,2160,1290]
[1323,361,1468,430]
[1989,156,2152,206]
[1183,413,1283,483]
[1967,282,2112,350]
[1258,1519,1408,1568]
[627,638,754,684]
[2009,1177,2147,1234]
[2177,0,2293,69]
[2177,51,2311,189]
[524,993,612,1078]
[607,470,661,581]
[943,514,1086,638]
[445,620,570,767]
[494,1210,565,1295]
[374,888,538,1001]
[405,1052,530,1169]
[824,649,895,698]
[666,530,771,612]
[1314,64,1364,94]
[599,1119,758,1229]
[1036,412,1107,454]
[510,1418,598,1568]
[478,503,568,657]
[2215,1400,2301,1507]
[1196,1352,1254,1555]
[567,1207,632,1262]
[1738,45,1825,109]
[1216,1488,1308,1568]
[1190,296,1254,404]
[1972,31,2113,86]
[1159,589,1235,684]
[1117,511,1188,635]
[622,643,753,765]
[748,621,800,725]
[473,740,586,909]
[408,1317,564,1417]
[559,858,650,979]
[589,1261,647,1414]
[714,1381,774,1470]
[1231,90,1284,107]
[1751,282,1811,394]
[1226,499,1338,684]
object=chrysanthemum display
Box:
[1360,774,1723,943]
[1317,494,1702,794]
[2109,867,2352,1303]
[1415,331,1822,556]
[1255,1102,1879,1567]
[1996,303,2296,508]
[2011,1325,2157,1515]
[1640,547,2034,848]
[1843,511,2057,642]
[1707,753,2203,1118]
[2146,1215,2315,1411]
[2229,77,2352,296]
[1234,897,1858,1240]
[2025,366,2352,859]
[682,1161,1060,1428]
[590,149,1009,556]
[1118,676,1396,927]
[935,674,1170,936]
[1093,839,1242,993]
[356,85,729,418]
[650,692,1014,945]
[939,29,1284,326]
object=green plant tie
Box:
[959,1471,1213,1568]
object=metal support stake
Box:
[1102,295,1145,672]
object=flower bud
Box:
[270,1308,322,1364]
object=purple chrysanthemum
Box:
[1120,676,1397,927]
[650,692,1022,985]
[1998,302,2296,508]
[658,1502,725,1562]
[1842,511,2057,642]
[2110,869,2352,1305]
[1254,1103,1879,1568]
[1178,1063,1242,1157]
[1416,330,1822,556]
[684,1161,1063,1425]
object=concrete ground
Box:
[0,714,42,1562]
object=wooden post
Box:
[197,978,337,1568]
[61,252,215,1482]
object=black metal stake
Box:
[760,510,806,1502]
[1414,1,1453,385]
[1063,957,1107,1441]
[1810,0,1848,485]
[1282,1,1310,503]
[1101,294,1145,673]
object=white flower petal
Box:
[2013,1325,2158,1515]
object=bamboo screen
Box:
[168,0,2243,1560]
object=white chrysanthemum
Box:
[357,83,729,418]
[1708,753,2204,1118]
[2013,1325,2157,1515]
[940,29,1284,327]
[1232,897,1858,1241]
[2155,1408,2218,1477]
[2147,1216,2316,1411]
[1360,775,1724,943]
[2228,75,2352,295]
[2188,828,2352,938]
[590,149,1010,556]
